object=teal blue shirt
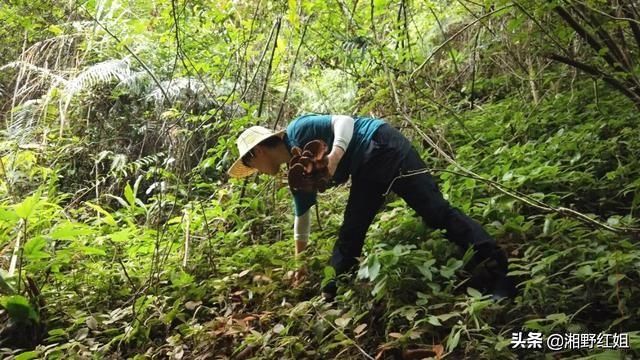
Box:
[284,114,385,216]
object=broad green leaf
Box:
[15,189,42,219]
[0,208,19,222]
[109,228,133,243]
[85,202,117,226]
[23,236,48,260]
[368,257,381,281]
[607,274,625,286]
[0,295,38,323]
[80,246,106,256]
[427,316,442,326]
[467,287,483,298]
[49,222,94,240]
[371,276,387,298]
[16,351,41,360]
[171,270,194,286]
[575,265,593,278]
[446,328,461,352]
[124,182,135,208]
[0,273,15,295]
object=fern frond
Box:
[64,58,132,96]
[146,77,214,109]
[106,151,166,178]
[0,61,68,85]
[114,70,151,96]
[8,99,43,142]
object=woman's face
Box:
[245,145,280,175]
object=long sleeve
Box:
[294,209,311,242]
[331,115,355,151]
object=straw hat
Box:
[227,126,286,178]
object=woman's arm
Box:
[294,209,311,255]
[328,115,354,175]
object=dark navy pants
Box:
[329,123,509,281]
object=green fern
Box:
[8,100,41,141]
[115,70,151,96]
[146,77,214,109]
[0,61,67,85]
[64,58,132,96]
[105,151,167,178]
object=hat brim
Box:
[227,129,286,178]
[227,157,258,178]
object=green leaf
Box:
[171,270,194,286]
[15,189,42,219]
[124,182,136,208]
[467,287,483,298]
[0,295,38,323]
[427,315,441,326]
[85,202,117,226]
[16,351,41,360]
[543,216,553,235]
[575,265,593,278]
[437,312,459,322]
[368,257,381,281]
[109,228,134,243]
[446,328,461,352]
[322,266,335,280]
[371,276,387,298]
[0,273,16,295]
[463,178,476,189]
[417,259,435,281]
[79,246,106,256]
[0,207,19,222]
[607,274,625,286]
[48,24,63,35]
[546,313,567,322]
[23,236,49,260]
[49,222,94,240]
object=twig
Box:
[429,7,459,76]
[574,0,640,26]
[257,17,282,117]
[274,17,310,129]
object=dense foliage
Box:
[1,0,639,359]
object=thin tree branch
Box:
[429,6,460,76]
[410,5,512,79]
[274,17,310,129]
[546,53,640,108]
[257,17,282,117]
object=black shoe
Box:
[321,279,337,301]
[490,273,517,301]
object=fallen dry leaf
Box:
[354,323,367,334]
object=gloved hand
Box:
[287,140,331,193]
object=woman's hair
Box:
[257,135,284,148]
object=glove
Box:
[287,140,331,193]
